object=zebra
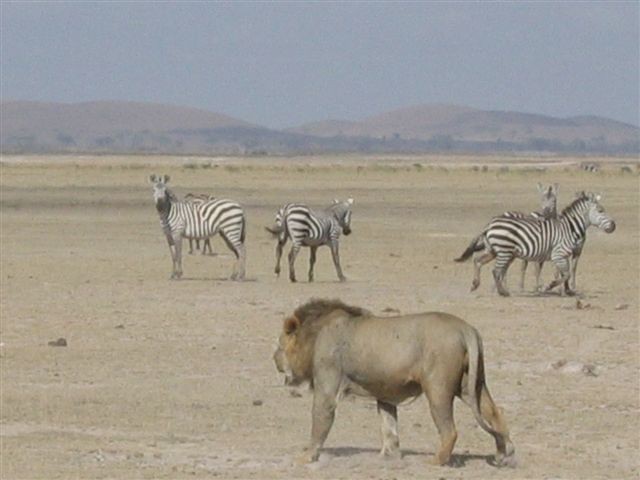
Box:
[149,174,246,280]
[184,193,215,256]
[581,162,600,173]
[265,199,354,282]
[499,183,559,292]
[455,192,615,296]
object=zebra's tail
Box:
[454,234,485,262]
[265,224,284,237]
[240,216,247,243]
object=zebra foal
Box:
[266,199,354,282]
[456,192,615,296]
[149,174,246,280]
[500,183,558,291]
[184,193,215,255]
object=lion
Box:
[273,298,516,468]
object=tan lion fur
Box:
[273,298,516,468]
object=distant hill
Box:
[0,101,255,153]
[1,101,638,155]
[289,104,639,152]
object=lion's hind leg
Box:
[423,383,457,466]
[377,401,401,459]
[480,386,516,467]
[463,385,515,467]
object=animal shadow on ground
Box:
[178,277,258,282]
[323,447,493,467]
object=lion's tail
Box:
[464,328,500,437]
[454,234,485,263]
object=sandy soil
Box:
[1,155,638,479]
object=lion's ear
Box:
[284,315,300,335]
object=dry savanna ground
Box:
[1,155,638,479]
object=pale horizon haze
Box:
[1,2,638,128]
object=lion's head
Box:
[273,298,369,386]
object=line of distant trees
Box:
[2,128,638,155]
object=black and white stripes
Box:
[150,175,246,280]
[456,192,615,296]
[266,199,354,282]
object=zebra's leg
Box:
[308,246,318,282]
[329,240,346,282]
[234,242,246,281]
[472,250,495,291]
[166,236,178,279]
[492,253,513,297]
[569,251,582,292]
[188,238,195,255]
[546,256,572,295]
[275,237,287,277]
[519,260,528,292]
[288,244,301,283]
[172,234,184,279]
[533,261,544,293]
[219,231,244,281]
[204,238,213,255]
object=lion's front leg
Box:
[298,374,340,464]
[377,400,401,459]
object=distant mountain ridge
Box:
[1,100,638,155]
[289,104,639,145]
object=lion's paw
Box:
[496,453,517,468]
[295,450,318,465]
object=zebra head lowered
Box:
[330,198,354,236]
[536,182,558,219]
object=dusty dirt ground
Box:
[1,155,638,479]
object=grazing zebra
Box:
[455,192,615,296]
[266,199,354,282]
[500,183,559,292]
[149,174,246,280]
[184,193,215,255]
[581,162,600,173]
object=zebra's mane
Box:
[561,192,591,217]
[164,187,179,202]
[326,200,350,216]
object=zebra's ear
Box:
[553,183,559,195]
[284,315,300,335]
[347,198,354,205]
[333,199,339,204]
[537,182,544,193]
[149,174,157,183]
[575,190,585,198]
[163,175,170,184]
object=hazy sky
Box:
[2,2,638,128]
